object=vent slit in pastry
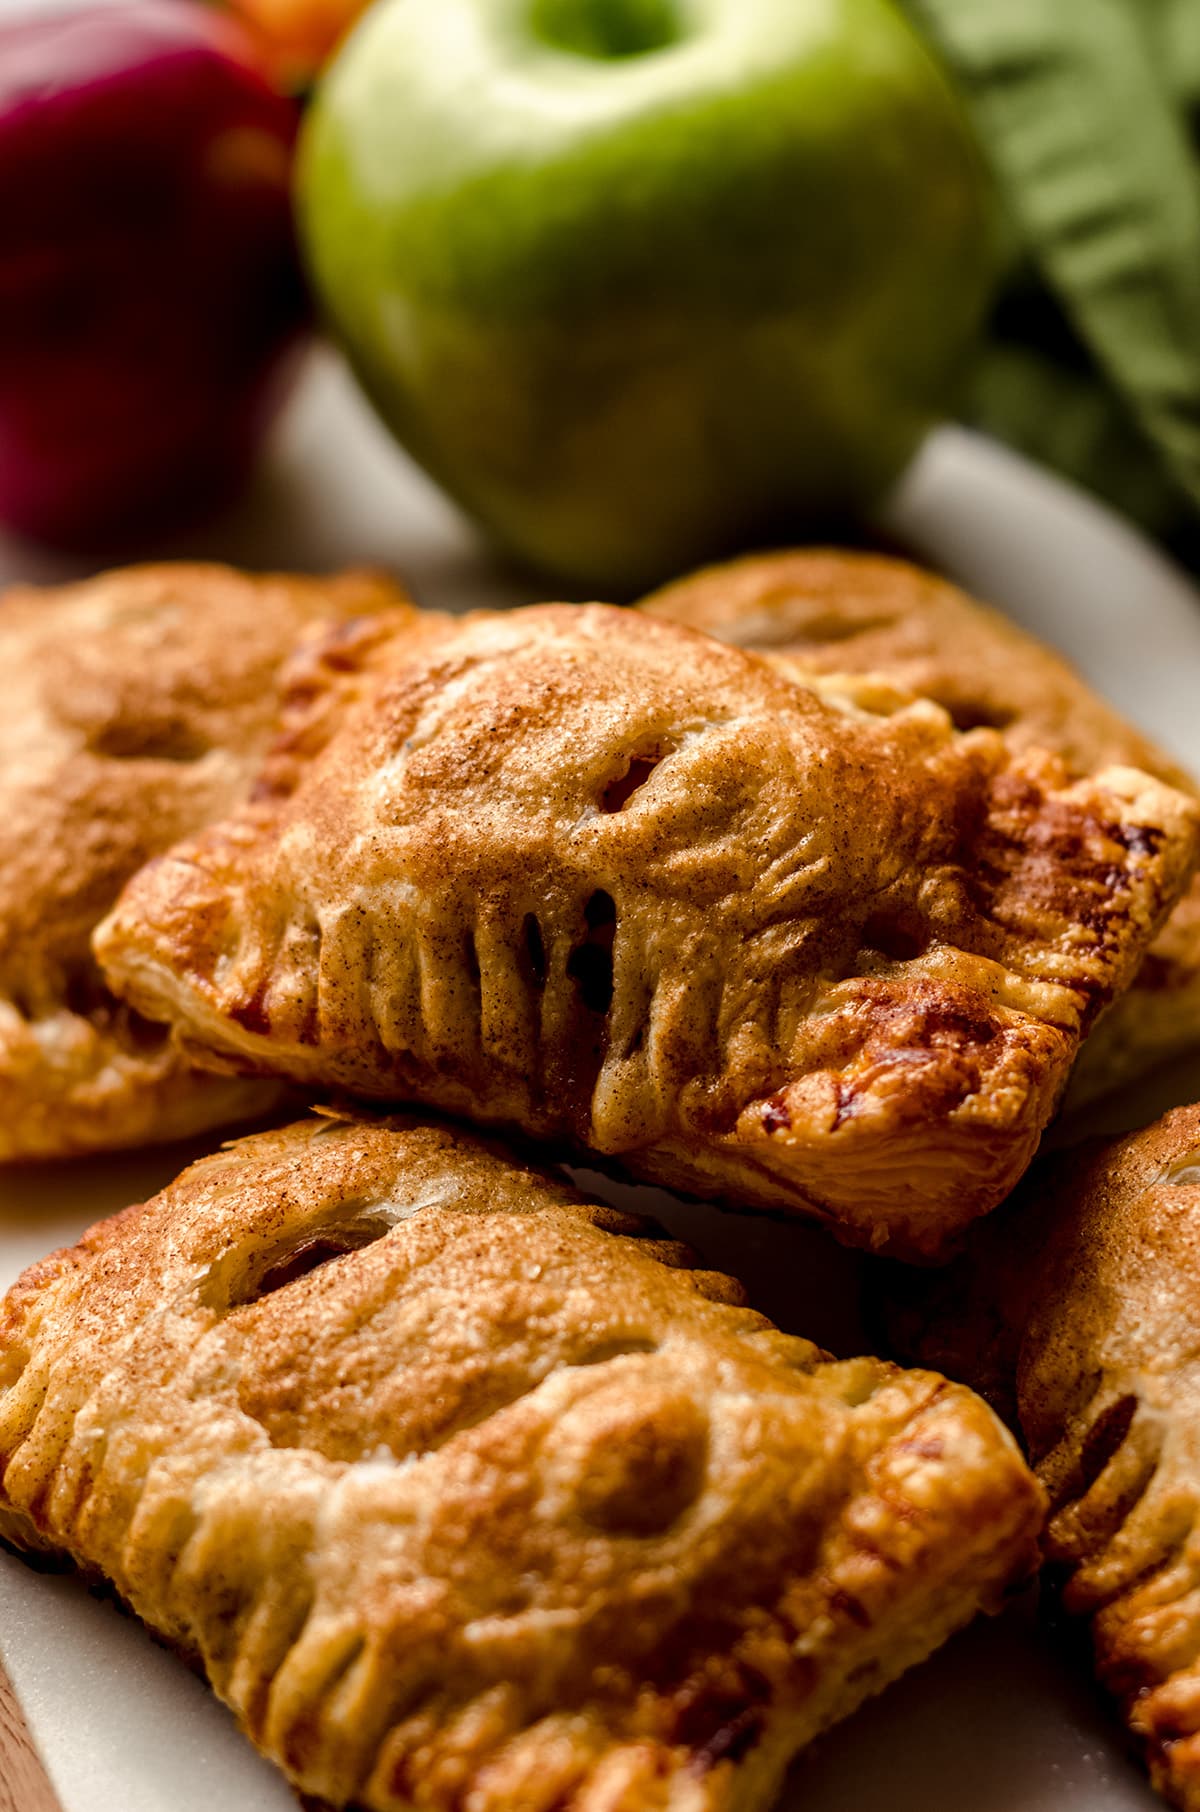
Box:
[86,718,214,764]
[944,700,1018,735]
[521,912,548,990]
[860,910,932,965]
[601,745,673,813]
[569,1334,659,1366]
[96,602,1200,1258]
[567,889,618,1018]
[1073,1393,1142,1504]
[238,1226,391,1305]
[0,1113,1043,1812]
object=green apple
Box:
[299,0,995,592]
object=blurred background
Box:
[2,0,1199,595]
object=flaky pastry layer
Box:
[95,602,1199,1258]
[0,561,407,1159]
[642,548,1200,1105]
[0,1113,1042,1811]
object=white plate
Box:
[2,349,1196,1812]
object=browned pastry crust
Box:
[641,548,1200,1106]
[0,1113,1044,1811]
[0,561,408,1160]
[641,549,1193,784]
[95,602,1199,1259]
[883,1102,1200,1810]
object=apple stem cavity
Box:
[529,0,682,60]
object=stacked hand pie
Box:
[0,561,407,1159]
[3,551,1200,1811]
[0,1113,1043,1812]
[884,1105,1200,1810]
[642,551,1200,1107]
[92,592,1198,1258]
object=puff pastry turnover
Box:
[884,1103,1200,1812]
[95,602,1200,1258]
[642,548,1200,1105]
[0,560,406,1160]
[0,1112,1044,1811]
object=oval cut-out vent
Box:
[250,1231,378,1300]
[209,1203,412,1312]
[862,911,930,963]
[88,719,212,762]
[601,747,670,812]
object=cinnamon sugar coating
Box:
[0,1113,1043,1811]
[0,561,406,1159]
[95,602,1199,1258]
[884,1103,1200,1811]
[642,549,1200,1104]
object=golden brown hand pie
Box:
[0,560,408,1161]
[95,602,1199,1259]
[883,1103,1200,1810]
[0,1112,1044,1811]
[641,548,1200,1106]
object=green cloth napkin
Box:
[901,0,1200,560]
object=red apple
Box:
[0,0,310,550]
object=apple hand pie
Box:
[96,602,1198,1258]
[0,1112,1044,1811]
[883,1103,1200,1812]
[641,548,1200,1107]
[0,560,407,1161]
